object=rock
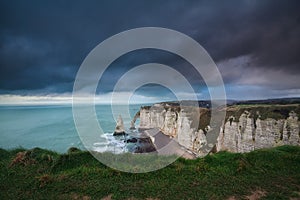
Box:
[130,111,140,130]
[129,121,136,130]
[283,111,299,145]
[133,140,156,153]
[136,103,207,155]
[126,137,138,143]
[135,103,300,155]
[217,110,300,153]
[192,129,207,153]
[113,115,126,136]
[139,105,165,129]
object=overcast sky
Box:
[0,0,300,104]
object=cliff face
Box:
[135,103,300,155]
[217,109,300,153]
[138,103,209,155]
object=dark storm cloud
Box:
[97,49,206,95]
[0,0,299,95]
[180,0,300,72]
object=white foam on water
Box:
[92,132,128,154]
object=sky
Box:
[0,0,300,104]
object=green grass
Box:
[1,146,300,200]
[225,104,300,122]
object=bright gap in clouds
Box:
[0,85,180,105]
[5,83,298,105]
[2,86,298,105]
[129,84,177,104]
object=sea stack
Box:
[113,115,126,136]
[130,120,136,130]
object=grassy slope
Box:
[0,146,300,200]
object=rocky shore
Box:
[124,132,156,153]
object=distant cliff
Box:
[133,102,300,156]
[217,105,300,153]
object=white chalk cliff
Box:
[134,103,300,156]
[137,103,210,155]
[217,110,300,153]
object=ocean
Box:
[0,104,143,153]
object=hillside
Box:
[1,146,300,199]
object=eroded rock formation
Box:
[137,103,210,155]
[134,102,300,155]
[217,108,300,153]
[113,115,126,136]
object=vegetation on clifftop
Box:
[1,146,300,199]
[224,104,300,122]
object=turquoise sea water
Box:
[0,104,142,153]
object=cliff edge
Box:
[218,104,300,153]
[133,102,300,156]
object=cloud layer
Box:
[0,0,300,101]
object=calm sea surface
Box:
[0,104,143,153]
